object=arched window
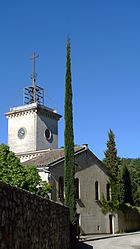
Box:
[58,176,64,199]
[95,181,99,201]
[75,178,79,199]
[106,183,110,201]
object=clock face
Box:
[18,128,26,139]
[45,128,52,141]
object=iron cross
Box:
[30,51,39,89]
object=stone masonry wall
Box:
[117,209,140,233]
[0,181,70,249]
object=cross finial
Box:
[29,51,39,89]
[23,52,44,105]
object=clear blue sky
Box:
[0,0,140,160]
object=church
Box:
[5,52,126,235]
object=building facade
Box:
[23,145,115,234]
[5,53,117,234]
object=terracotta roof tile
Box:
[23,146,85,167]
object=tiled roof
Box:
[23,146,86,167]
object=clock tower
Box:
[5,52,62,161]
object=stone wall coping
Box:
[0,180,69,211]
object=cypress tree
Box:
[121,163,133,205]
[103,129,120,210]
[103,129,120,179]
[118,168,125,205]
[64,37,76,226]
[120,159,140,206]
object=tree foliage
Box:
[103,129,120,179]
[103,129,120,210]
[0,144,51,197]
[120,158,140,206]
[103,130,140,211]
[119,161,133,205]
[64,37,76,226]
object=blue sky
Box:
[0,0,140,160]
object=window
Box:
[75,178,79,199]
[95,181,99,201]
[106,183,110,201]
[58,176,64,199]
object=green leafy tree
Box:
[103,129,120,179]
[132,158,140,175]
[118,168,125,205]
[120,158,140,206]
[136,186,140,206]
[37,181,52,198]
[119,161,133,205]
[103,129,120,210]
[0,144,27,188]
[129,159,140,206]
[64,37,76,226]
[102,193,110,214]
[0,144,51,197]
[130,168,139,205]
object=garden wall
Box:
[117,208,140,233]
[0,181,70,249]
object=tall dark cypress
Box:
[121,163,133,205]
[103,129,120,210]
[103,129,120,179]
[64,37,76,226]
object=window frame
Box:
[95,181,99,201]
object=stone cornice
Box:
[5,109,36,118]
[5,103,62,120]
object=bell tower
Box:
[5,52,62,160]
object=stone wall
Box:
[117,209,140,233]
[0,181,70,249]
